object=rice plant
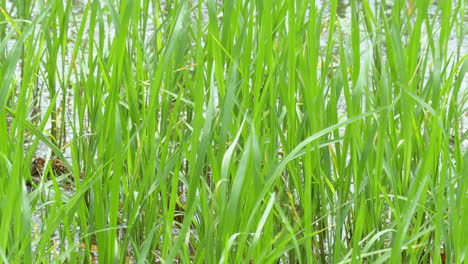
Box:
[0,0,467,263]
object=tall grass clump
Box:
[0,0,467,263]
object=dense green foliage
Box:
[1,0,467,263]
